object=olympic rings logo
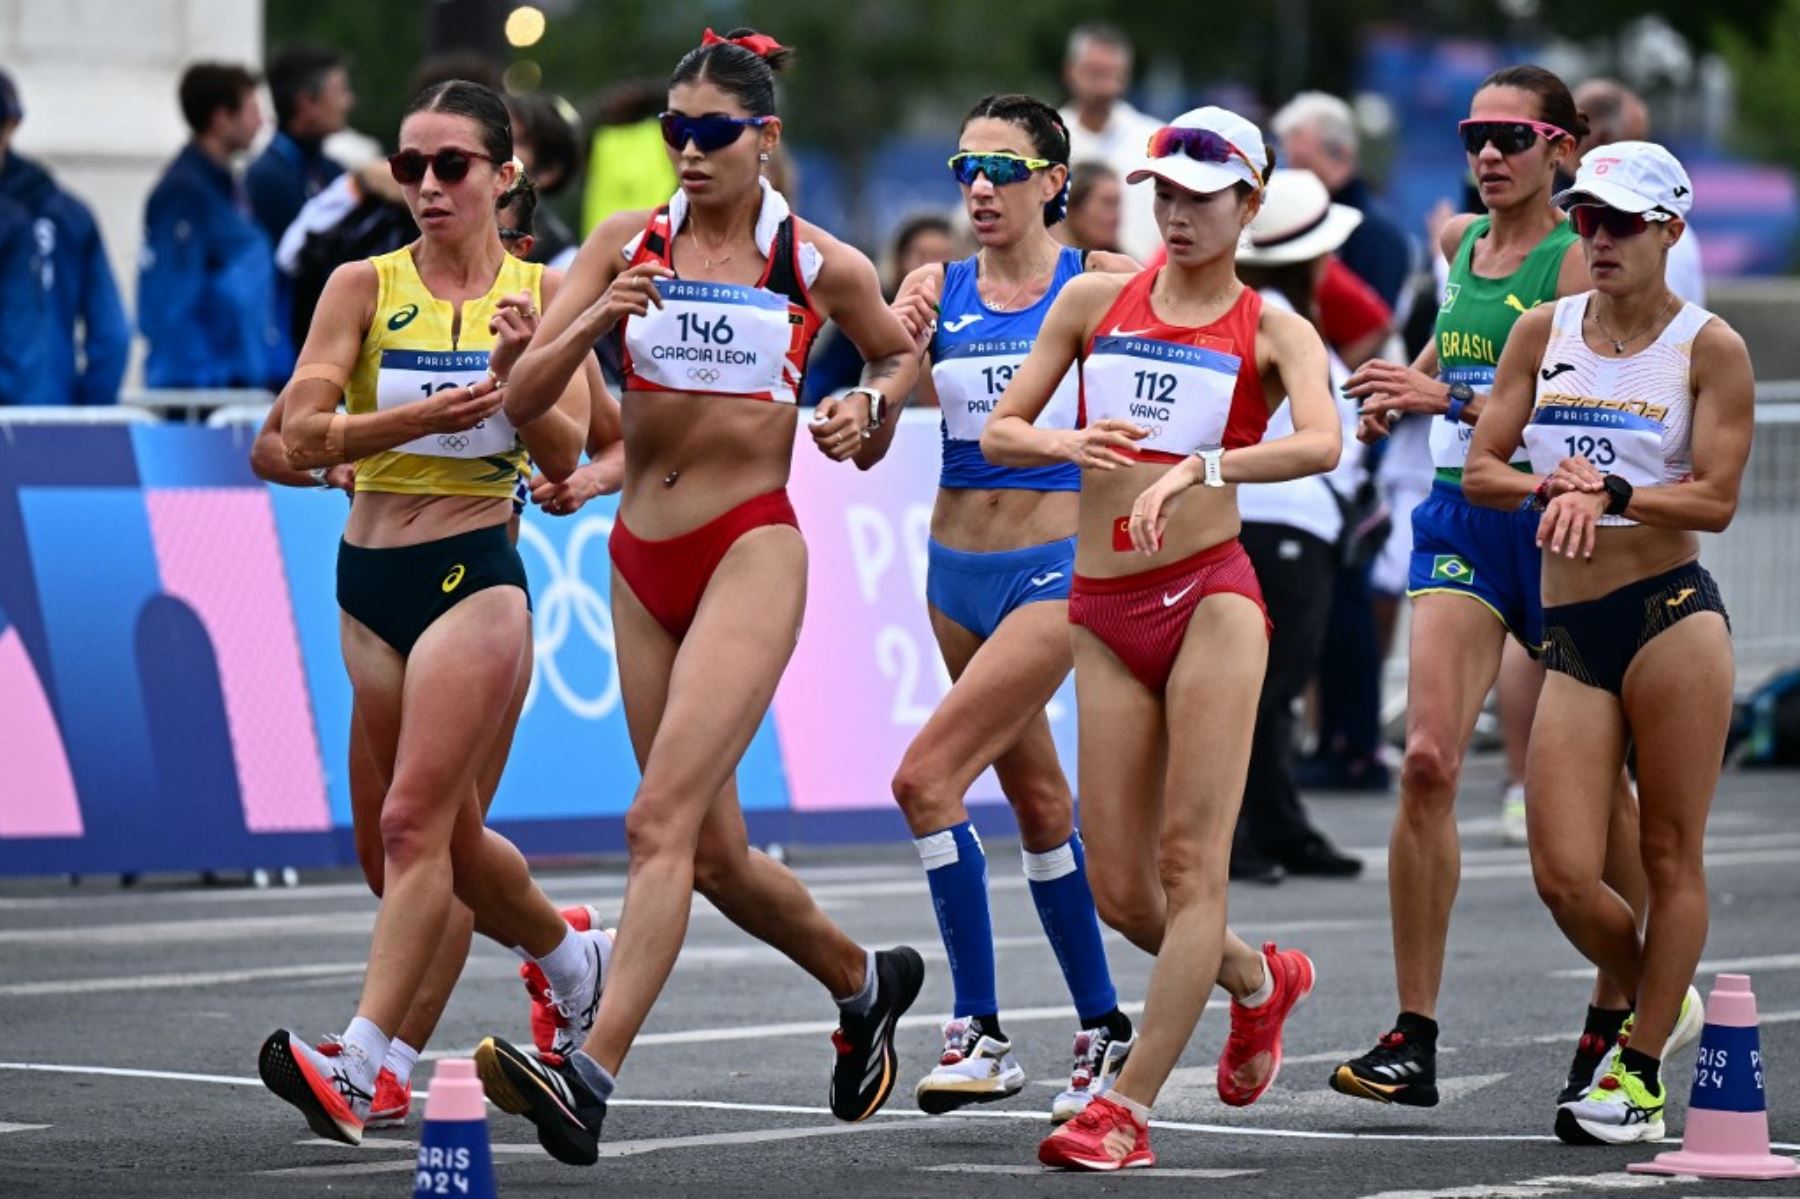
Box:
[687,367,721,385]
[514,516,620,720]
[439,434,471,452]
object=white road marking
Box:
[1361,1169,1691,1197]
[0,961,369,998]
[1160,1072,1509,1116]
[1553,952,1800,980]
[0,1123,49,1135]
[919,1164,1258,1178]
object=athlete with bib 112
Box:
[259,80,605,1148]
[1464,141,1754,1146]
[1335,65,1657,1113]
[884,93,1140,1125]
[467,29,928,1167]
[983,106,1340,1171]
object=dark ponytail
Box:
[404,79,513,164]
[669,27,793,117]
[961,94,1072,226]
[1478,64,1590,143]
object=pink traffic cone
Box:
[412,1058,497,1198]
[1631,973,1799,1180]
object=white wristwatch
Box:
[1195,446,1225,488]
[844,386,887,437]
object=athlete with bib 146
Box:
[1465,141,1754,1147]
[467,29,928,1167]
[1336,66,1655,1115]
[984,106,1340,1172]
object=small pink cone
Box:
[413,1059,496,1197]
[1630,974,1800,1180]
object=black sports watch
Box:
[1602,474,1634,517]
[1445,381,1475,424]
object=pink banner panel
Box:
[0,626,83,837]
[145,489,331,832]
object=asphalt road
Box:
[1,759,1796,1197]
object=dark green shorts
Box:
[337,522,529,658]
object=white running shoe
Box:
[914,1019,1025,1115]
[1051,1027,1135,1124]
[548,927,612,1058]
[1500,782,1528,846]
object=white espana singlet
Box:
[1523,292,1713,527]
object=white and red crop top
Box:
[1078,270,1271,463]
[619,180,824,404]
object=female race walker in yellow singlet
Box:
[984,106,1340,1171]
[467,30,927,1168]
[256,81,612,1149]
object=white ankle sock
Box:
[1238,958,1275,1009]
[381,1038,420,1088]
[835,948,878,1016]
[509,943,534,964]
[341,1017,388,1092]
[1110,1089,1151,1127]
[536,927,593,998]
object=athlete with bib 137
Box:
[1464,141,1753,1147]
[467,29,928,1167]
[984,106,1340,1172]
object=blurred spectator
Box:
[582,79,677,236]
[410,52,503,96]
[1058,23,1163,260]
[1058,161,1122,254]
[507,90,581,267]
[496,169,538,259]
[247,44,352,246]
[139,63,284,390]
[1573,78,1704,304]
[0,70,123,405]
[1272,91,1414,316]
[803,212,954,405]
[276,158,414,348]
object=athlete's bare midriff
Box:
[618,389,797,538]
[931,486,1077,554]
[1542,524,1702,605]
[345,491,512,549]
[1075,462,1242,579]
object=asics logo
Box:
[441,564,466,593]
[387,303,420,331]
[1540,362,1575,381]
[1030,571,1064,588]
[942,314,984,333]
[1162,581,1199,607]
[1107,324,1153,338]
[1666,587,1697,607]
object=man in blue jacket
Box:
[0,71,128,406]
[138,62,283,390]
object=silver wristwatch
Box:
[1194,445,1225,488]
[844,386,887,437]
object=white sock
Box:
[536,927,593,999]
[381,1038,420,1088]
[1110,1088,1152,1127]
[509,943,534,964]
[1237,955,1275,1009]
[836,948,878,1016]
[341,1017,388,1092]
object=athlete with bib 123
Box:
[1464,141,1754,1147]
[467,29,927,1167]
[885,93,1139,1125]
[1335,65,1653,1115]
[983,106,1340,1171]
[259,80,606,1149]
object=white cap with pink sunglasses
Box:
[1555,140,1694,219]
[1125,106,1270,197]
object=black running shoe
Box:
[830,946,925,1121]
[1330,1028,1439,1107]
[475,1036,604,1166]
[1558,1031,1612,1105]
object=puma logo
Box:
[1666,587,1697,608]
[1540,362,1575,382]
[1504,294,1540,315]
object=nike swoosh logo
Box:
[1108,325,1153,338]
[1162,581,1198,607]
[942,314,983,332]
[1029,572,1064,588]
[1666,587,1697,607]
[1540,363,1575,381]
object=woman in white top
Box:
[1465,142,1755,1148]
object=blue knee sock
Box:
[915,822,997,1018]
[1024,833,1118,1026]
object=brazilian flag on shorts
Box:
[1431,555,1475,585]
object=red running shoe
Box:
[1217,942,1315,1107]
[522,905,606,1054]
[1037,1095,1154,1171]
[366,1067,411,1129]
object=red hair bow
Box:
[700,27,785,57]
